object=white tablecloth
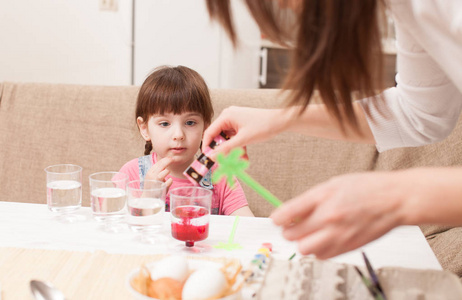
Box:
[0,201,441,270]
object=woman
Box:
[202,0,462,259]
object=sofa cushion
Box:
[375,112,462,170]
[374,116,462,277]
[0,84,380,216]
[0,82,143,206]
[425,226,462,277]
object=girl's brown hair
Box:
[206,0,383,134]
[136,65,214,155]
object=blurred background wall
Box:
[0,0,261,88]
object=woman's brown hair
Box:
[206,0,383,134]
[136,65,214,155]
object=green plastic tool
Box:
[214,215,243,251]
[212,148,283,207]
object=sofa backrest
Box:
[1,82,462,218]
[0,83,141,205]
[0,82,380,217]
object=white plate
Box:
[126,258,241,300]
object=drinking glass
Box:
[89,171,128,232]
[45,164,82,222]
[170,186,212,252]
[127,180,167,244]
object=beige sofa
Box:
[1,82,462,277]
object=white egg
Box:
[150,255,189,283]
[182,267,228,300]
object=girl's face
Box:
[138,111,205,166]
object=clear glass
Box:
[89,171,128,232]
[45,164,82,222]
[127,180,167,244]
[170,186,212,252]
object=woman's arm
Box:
[284,102,375,143]
[203,102,375,157]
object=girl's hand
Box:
[270,172,407,259]
[145,157,174,189]
[202,107,289,159]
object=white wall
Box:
[0,0,133,85]
[219,0,262,89]
[134,0,222,87]
[134,0,260,88]
[0,0,260,88]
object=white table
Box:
[0,201,441,270]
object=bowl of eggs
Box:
[127,255,244,300]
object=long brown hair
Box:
[206,0,383,134]
[136,65,214,154]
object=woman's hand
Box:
[202,106,291,157]
[270,171,407,259]
[145,157,174,189]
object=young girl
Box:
[119,65,254,217]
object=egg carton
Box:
[255,256,462,300]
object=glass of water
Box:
[127,180,167,244]
[89,171,128,232]
[45,164,82,222]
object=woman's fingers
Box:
[293,213,398,259]
[294,220,365,258]
[280,210,322,241]
[294,226,337,257]
[203,107,278,155]
[271,189,318,227]
[202,109,236,151]
[208,134,249,160]
[273,172,405,259]
[241,146,249,160]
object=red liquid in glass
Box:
[171,206,209,247]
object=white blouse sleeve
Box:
[359,3,462,152]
